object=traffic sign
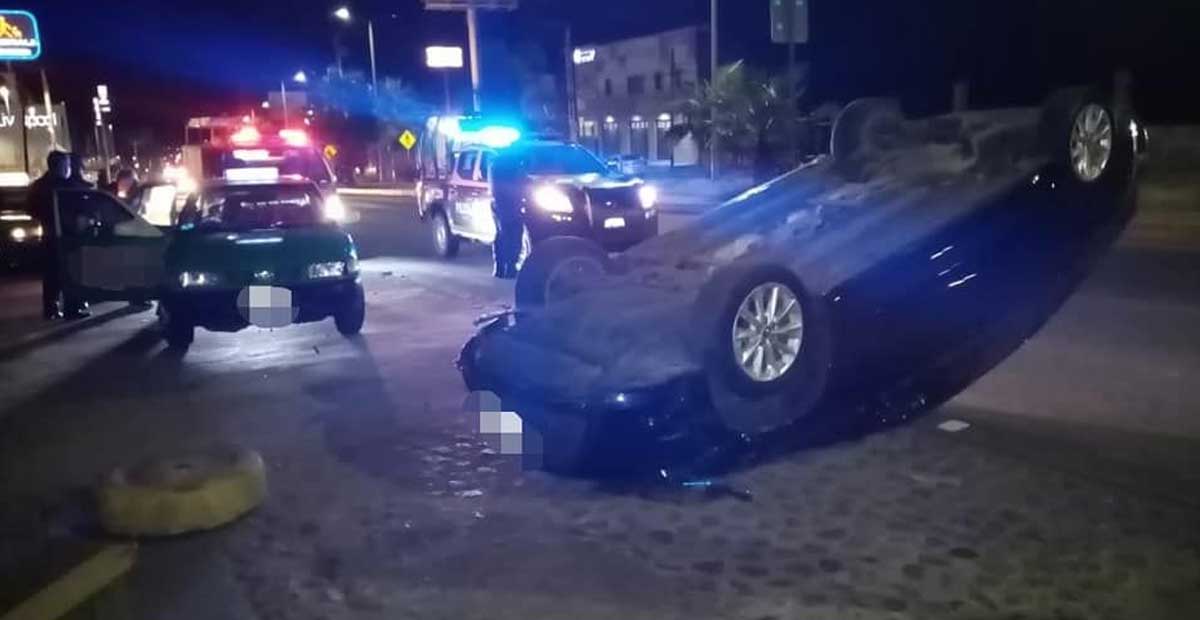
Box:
[323,144,339,159]
[770,0,808,44]
[0,10,41,61]
[398,130,417,151]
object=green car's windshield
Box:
[179,185,323,232]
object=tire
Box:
[97,446,267,536]
[514,236,611,311]
[429,208,460,259]
[830,98,904,182]
[158,302,194,350]
[1039,88,1133,193]
[691,263,833,435]
[335,284,366,336]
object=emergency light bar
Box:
[230,126,262,145]
[279,129,310,147]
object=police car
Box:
[417,120,659,263]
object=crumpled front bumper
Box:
[457,313,705,439]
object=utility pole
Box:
[280,80,289,128]
[466,7,482,113]
[564,24,577,140]
[709,0,718,180]
[367,20,378,90]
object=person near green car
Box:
[53,175,364,350]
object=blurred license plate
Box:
[237,285,296,328]
[603,217,626,229]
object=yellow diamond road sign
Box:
[399,130,417,151]
[323,144,339,159]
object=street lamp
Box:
[331,6,377,90]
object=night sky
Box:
[17,0,1198,153]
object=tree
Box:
[669,61,808,178]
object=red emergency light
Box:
[230,125,262,146]
[279,129,310,147]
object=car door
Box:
[446,149,477,231]
[449,149,497,243]
[54,188,168,302]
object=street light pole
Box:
[280,80,288,128]
[367,19,378,90]
[709,0,718,180]
[466,7,482,113]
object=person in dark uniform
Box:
[68,152,94,188]
[488,151,528,279]
[28,151,88,319]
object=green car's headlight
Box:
[307,261,347,279]
[179,271,220,288]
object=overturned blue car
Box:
[459,89,1144,472]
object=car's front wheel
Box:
[334,285,366,336]
[515,236,610,311]
[429,209,460,259]
[158,302,194,350]
[693,263,832,435]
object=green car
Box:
[54,178,364,349]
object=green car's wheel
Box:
[335,285,366,336]
[158,302,194,350]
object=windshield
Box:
[179,185,323,231]
[520,144,607,175]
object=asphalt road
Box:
[0,187,1198,619]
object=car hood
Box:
[527,172,639,190]
[168,226,354,285]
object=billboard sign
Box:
[0,10,41,61]
[426,46,464,69]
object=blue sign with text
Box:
[0,10,40,61]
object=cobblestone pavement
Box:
[3,191,1199,619]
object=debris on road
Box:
[937,419,972,433]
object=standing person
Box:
[109,169,138,200]
[68,152,94,188]
[28,152,88,319]
[488,151,528,279]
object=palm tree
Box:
[669,61,807,178]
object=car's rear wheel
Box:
[515,236,610,311]
[692,263,832,435]
[158,302,194,350]
[335,284,366,336]
[429,209,460,258]
[1040,88,1133,193]
[830,98,904,182]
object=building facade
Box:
[573,26,708,166]
[0,73,70,183]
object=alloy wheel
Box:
[1070,104,1113,183]
[731,282,804,382]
